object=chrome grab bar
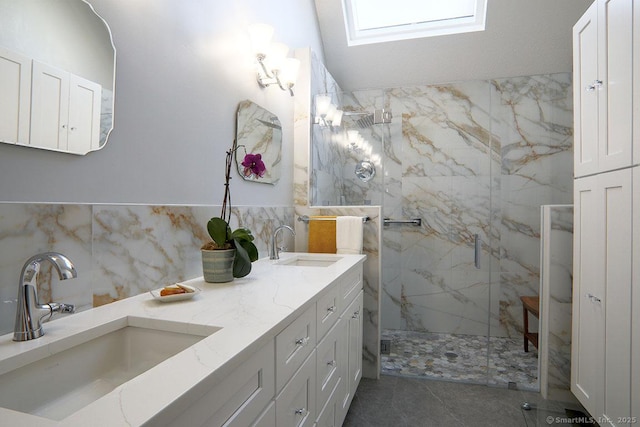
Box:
[383,218,421,226]
[474,234,481,269]
[297,215,370,223]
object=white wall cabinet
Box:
[165,263,364,427]
[572,1,639,425]
[30,60,101,154]
[573,0,635,178]
[572,169,633,424]
[0,47,31,145]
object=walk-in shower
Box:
[311,73,573,391]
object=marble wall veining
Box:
[539,205,575,403]
[0,203,294,335]
[294,49,382,380]
[387,81,495,337]
[376,74,573,341]
[311,73,573,350]
[491,74,574,338]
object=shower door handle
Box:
[474,234,481,269]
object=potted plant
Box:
[201,141,265,282]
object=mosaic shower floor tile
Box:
[381,329,539,390]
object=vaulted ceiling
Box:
[314,0,593,91]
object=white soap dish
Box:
[150,284,200,302]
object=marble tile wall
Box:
[310,90,386,207]
[294,49,382,379]
[491,74,574,338]
[386,81,496,337]
[0,203,293,335]
[539,205,575,402]
[311,74,573,346]
[371,74,573,341]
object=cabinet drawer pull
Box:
[352,310,360,319]
[586,293,602,303]
[586,79,603,92]
[294,408,308,416]
[295,336,309,346]
[327,305,336,313]
[327,360,336,367]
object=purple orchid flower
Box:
[241,153,266,178]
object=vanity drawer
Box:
[338,267,363,313]
[275,305,316,392]
[167,340,275,427]
[276,350,316,427]
[315,319,342,411]
[316,284,339,341]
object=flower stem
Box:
[220,139,236,223]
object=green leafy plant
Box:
[201,140,264,278]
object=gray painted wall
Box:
[0,0,324,205]
[315,0,592,90]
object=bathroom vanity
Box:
[0,253,365,427]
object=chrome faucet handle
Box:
[50,302,75,314]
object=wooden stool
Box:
[520,296,539,352]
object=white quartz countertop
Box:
[0,253,366,426]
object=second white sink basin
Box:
[276,254,342,267]
[0,316,220,421]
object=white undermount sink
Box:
[276,254,342,267]
[0,316,220,421]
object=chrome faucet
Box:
[13,252,77,342]
[270,225,295,260]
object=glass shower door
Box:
[380,81,495,383]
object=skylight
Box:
[342,0,487,46]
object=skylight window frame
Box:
[341,0,488,46]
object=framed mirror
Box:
[0,0,115,155]
[235,100,282,185]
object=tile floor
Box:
[343,376,590,427]
[381,329,539,390]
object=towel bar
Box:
[383,218,421,226]
[297,215,370,223]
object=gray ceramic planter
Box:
[201,248,235,283]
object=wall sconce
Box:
[248,23,300,96]
[314,94,343,127]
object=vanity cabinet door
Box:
[276,351,316,427]
[0,47,31,145]
[337,290,363,425]
[315,378,341,427]
[315,318,342,413]
[251,402,276,427]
